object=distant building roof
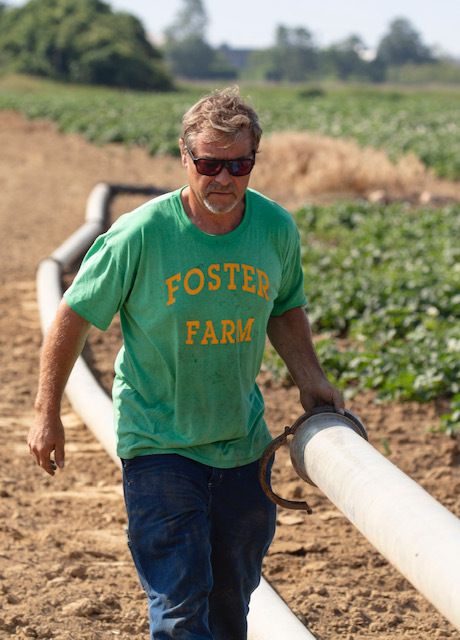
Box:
[218,45,254,70]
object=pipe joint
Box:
[290,409,367,486]
[259,406,367,512]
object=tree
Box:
[376,18,434,67]
[319,35,370,81]
[162,0,236,79]
[0,0,173,90]
[165,0,207,42]
[266,25,318,82]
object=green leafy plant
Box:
[265,200,459,432]
[439,394,460,437]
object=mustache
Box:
[205,184,236,196]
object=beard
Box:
[203,185,238,215]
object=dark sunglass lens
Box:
[195,159,222,176]
[229,159,254,176]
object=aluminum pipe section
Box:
[65,356,119,468]
[290,412,460,632]
[51,182,111,267]
[248,578,317,640]
[36,258,65,336]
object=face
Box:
[180,132,255,217]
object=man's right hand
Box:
[27,300,91,476]
[28,413,65,476]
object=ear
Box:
[179,139,188,168]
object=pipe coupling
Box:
[259,405,367,512]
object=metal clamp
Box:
[259,405,367,513]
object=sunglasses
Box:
[186,149,256,177]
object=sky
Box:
[6,0,460,58]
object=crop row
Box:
[1,76,460,178]
[265,200,460,433]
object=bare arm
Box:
[28,299,92,475]
[267,306,344,415]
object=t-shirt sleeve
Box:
[64,223,139,331]
[270,222,307,316]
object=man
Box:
[28,87,344,639]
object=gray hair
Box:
[180,86,262,151]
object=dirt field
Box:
[0,110,459,640]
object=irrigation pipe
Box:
[37,182,120,467]
[36,182,317,640]
[273,410,460,632]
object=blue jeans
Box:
[122,454,276,640]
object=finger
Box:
[42,455,56,476]
[54,441,65,469]
[28,445,43,470]
[332,388,345,414]
[30,446,56,476]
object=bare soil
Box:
[0,111,459,640]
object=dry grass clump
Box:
[251,131,429,208]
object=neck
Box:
[181,187,245,235]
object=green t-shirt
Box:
[64,188,307,467]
